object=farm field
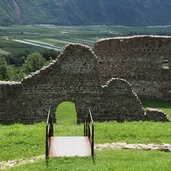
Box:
[1,25,171,55]
[0,100,171,170]
[0,48,11,55]
[0,39,45,55]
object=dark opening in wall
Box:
[162,59,169,70]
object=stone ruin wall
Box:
[0,36,170,124]
[0,44,150,124]
[94,36,171,100]
[0,45,99,123]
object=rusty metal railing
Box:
[84,108,94,157]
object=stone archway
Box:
[0,43,153,124]
[55,101,77,125]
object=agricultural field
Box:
[0,49,10,55]
[0,39,45,55]
[0,100,171,170]
[1,24,171,55]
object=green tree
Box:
[7,65,25,81]
[0,56,9,80]
[23,52,45,74]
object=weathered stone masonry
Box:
[94,35,171,100]
[0,36,170,124]
[0,44,149,124]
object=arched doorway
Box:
[55,101,77,125]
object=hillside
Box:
[0,0,171,26]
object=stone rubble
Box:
[0,155,44,170]
[95,143,171,152]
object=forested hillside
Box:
[0,0,171,26]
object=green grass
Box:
[1,101,171,162]
[56,101,77,125]
[0,100,171,171]
[0,123,45,161]
[5,149,171,171]
[1,121,171,162]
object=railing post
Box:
[92,124,94,157]
[49,115,53,137]
[45,125,49,158]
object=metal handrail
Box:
[84,108,94,157]
[45,108,53,160]
[46,108,51,125]
[89,108,94,124]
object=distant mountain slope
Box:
[0,0,171,26]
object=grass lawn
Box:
[5,149,171,171]
[1,121,171,162]
[1,101,171,162]
[0,100,171,171]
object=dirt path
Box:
[0,143,171,170]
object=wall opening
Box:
[162,59,169,70]
[56,101,77,125]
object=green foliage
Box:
[23,52,45,73]
[42,49,59,61]
[7,66,25,81]
[0,56,9,80]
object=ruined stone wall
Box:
[0,44,147,124]
[145,108,169,122]
[95,78,145,122]
[94,36,171,100]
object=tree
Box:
[0,56,9,80]
[23,52,45,74]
